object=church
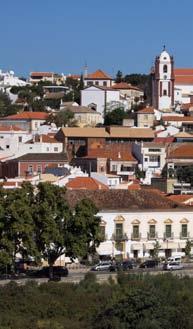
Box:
[151,48,193,111]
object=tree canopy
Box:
[104,107,129,126]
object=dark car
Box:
[139,260,159,269]
[115,260,134,271]
[28,266,68,278]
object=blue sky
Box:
[1,0,193,77]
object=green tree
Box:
[152,240,161,260]
[115,70,123,83]
[33,184,101,276]
[48,109,76,127]
[104,107,128,125]
[185,240,192,258]
[1,185,37,272]
[0,90,19,117]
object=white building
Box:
[83,69,113,88]
[81,85,120,116]
[0,70,28,89]
[97,209,193,259]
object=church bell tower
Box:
[152,47,174,111]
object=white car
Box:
[163,262,183,271]
[91,261,112,271]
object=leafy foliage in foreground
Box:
[0,273,193,329]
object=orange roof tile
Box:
[181,103,193,110]
[1,112,49,121]
[137,107,154,114]
[163,116,193,122]
[167,194,193,204]
[31,72,53,77]
[112,82,142,91]
[85,69,112,80]
[168,144,193,159]
[66,177,109,190]
[174,68,193,85]
[128,183,141,190]
[86,144,137,162]
[0,125,25,132]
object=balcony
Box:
[131,232,141,241]
[111,233,128,241]
[163,232,174,240]
[180,232,190,240]
[147,232,158,240]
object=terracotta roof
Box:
[167,143,193,159]
[128,183,141,190]
[0,125,25,132]
[86,144,137,162]
[66,106,99,114]
[66,177,108,190]
[59,127,155,139]
[174,69,193,85]
[30,72,53,77]
[153,137,175,143]
[85,69,112,80]
[69,74,81,80]
[26,134,59,144]
[163,116,193,122]
[11,153,68,162]
[167,194,193,204]
[181,103,193,110]
[65,189,182,210]
[44,92,65,100]
[112,82,142,91]
[137,107,155,114]
[174,131,193,138]
[1,112,49,121]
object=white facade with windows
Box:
[97,209,193,259]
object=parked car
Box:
[27,266,68,278]
[91,261,114,272]
[139,260,159,269]
[163,262,183,271]
[114,260,135,271]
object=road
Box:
[1,264,193,285]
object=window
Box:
[18,136,22,143]
[149,225,156,239]
[112,165,117,171]
[54,147,58,152]
[144,157,148,162]
[0,136,4,139]
[163,90,167,96]
[115,223,123,239]
[181,224,188,238]
[46,147,49,151]
[133,225,139,239]
[28,165,33,174]
[164,75,167,80]
[144,114,148,120]
[148,148,161,152]
[149,155,160,162]
[87,81,93,86]
[6,145,10,149]
[37,165,42,174]
[165,224,172,238]
[34,122,38,129]
[95,81,99,86]
[103,81,107,87]
[163,65,167,73]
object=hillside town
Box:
[1,48,193,262]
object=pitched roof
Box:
[66,106,99,114]
[30,72,53,77]
[59,127,155,139]
[167,194,193,204]
[86,144,137,162]
[162,116,193,122]
[66,177,109,190]
[112,82,142,91]
[174,131,193,138]
[11,153,68,162]
[0,125,25,132]
[26,134,59,144]
[65,189,182,210]
[181,103,193,110]
[174,68,193,85]
[137,107,155,114]
[167,143,193,159]
[85,69,112,80]
[153,137,175,143]
[1,112,49,121]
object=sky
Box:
[1,0,193,77]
